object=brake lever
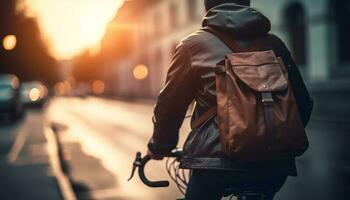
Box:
[127,151,142,181]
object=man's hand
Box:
[147,149,164,160]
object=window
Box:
[284,3,307,66]
[153,12,161,36]
[170,2,178,28]
[188,0,197,21]
[156,48,163,70]
[331,0,350,64]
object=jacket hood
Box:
[202,3,271,39]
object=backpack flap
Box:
[221,50,308,160]
[227,50,288,93]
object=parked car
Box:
[0,74,23,121]
[21,81,48,106]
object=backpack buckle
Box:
[261,92,274,105]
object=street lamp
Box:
[2,35,17,51]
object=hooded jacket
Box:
[148,3,313,175]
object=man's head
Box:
[204,0,251,11]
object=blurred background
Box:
[0,0,349,200]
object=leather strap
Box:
[191,27,262,130]
[191,107,217,129]
[261,92,276,149]
[204,26,261,52]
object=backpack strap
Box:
[261,92,276,147]
[191,27,262,130]
[203,26,261,52]
[191,107,217,129]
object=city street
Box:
[0,108,63,200]
[1,96,349,200]
[46,97,191,200]
[1,0,349,200]
[45,96,350,200]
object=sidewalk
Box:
[0,108,68,200]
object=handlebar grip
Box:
[138,155,170,188]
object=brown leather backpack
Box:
[192,28,309,162]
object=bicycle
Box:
[128,149,268,200]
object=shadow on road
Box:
[51,122,119,200]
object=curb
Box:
[44,122,77,200]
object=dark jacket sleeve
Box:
[270,34,314,127]
[148,42,198,154]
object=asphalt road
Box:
[23,96,349,200]
[46,97,191,200]
[0,108,62,200]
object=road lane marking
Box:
[7,131,28,164]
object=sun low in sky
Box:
[18,0,123,60]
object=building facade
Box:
[106,0,205,98]
[98,0,350,124]
[132,0,204,97]
[255,0,350,122]
[107,0,350,121]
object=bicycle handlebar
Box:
[128,150,182,188]
[128,150,266,199]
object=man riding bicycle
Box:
[147,0,313,199]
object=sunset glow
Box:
[18,0,123,60]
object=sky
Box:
[17,0,123,60]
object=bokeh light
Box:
[92,80,105,95]
[29,88,40,101]
[133,65,149,80]
[54,81,71,96]
[10,76,20,89]
[2,35,17,51]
